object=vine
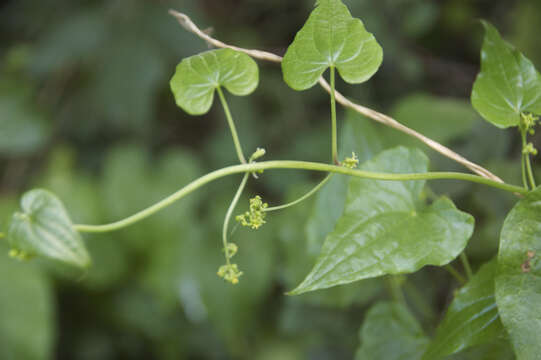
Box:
[4,1,541,358]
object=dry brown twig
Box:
[169,9,503,183]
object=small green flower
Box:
[523,142,538,156]
[520,112,539,132]
[224,242,239,258]
[342,152,359,169]
[236,195,268,229]
[217,263,243,284]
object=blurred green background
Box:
[0,0,539,359]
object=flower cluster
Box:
[342,152,359,169]
[217,263,243,284]
[224,242,238,258]
[523,142,538,156]
[236,195,268,229]
[521,112,539,134]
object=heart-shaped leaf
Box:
[423,259,505,359]
[170,48,259,115]
[7,189,90,268]
[471,21,541,128]
[290,147,474,294]
[282,0,383,91]
[495,186,541,360]
[355,302,429,360]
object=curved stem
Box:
[330,66,338,164]
[223,173,249,263]
[217,86,246,164]
[73,160,527,234]
[265,173,333,212]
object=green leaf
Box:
[471,21,541,128]
[423,259,505,359]
[447,341,515,360]
[355,302,429,360]
[495,186,541,359]
[7,189,91,268]
[282,0,383,90]
[170,48,259,115]
[290,147,474,294]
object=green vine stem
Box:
[222,173,249,263]
[387,276,407,306]
[460,252,473,280]
[330,66,338,164]
[444,264,466,285]
[216,86,247,164]
[73,160,527,234]
[521,151,528,190]
[520,128,536,189]
[264,173,333,212]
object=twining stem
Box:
[265,174,333,212]
[444,264,466,285]
[521,129,536,189]
[223,173,249,263]
[330,66,338,165]
[216,86,247,164]
[460,252,473,280]
[73,160,527,234]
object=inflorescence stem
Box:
[265,173,334,212]
[222,173,250,264]
[520,129,536,190]
[73,160,526,234]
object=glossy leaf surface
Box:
[423,259,505,359]
[8,189,90,268]
[356,302,429,360]
[495,186,541,359]
[291,147,474,294]
[282,0,383,90]
[471,21,541,128]
[170,48,259,115]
